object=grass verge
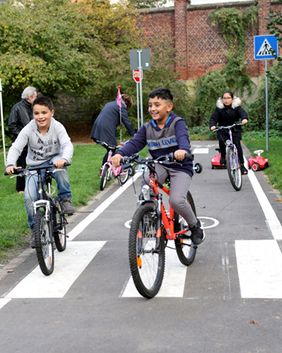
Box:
[0,143,105,263]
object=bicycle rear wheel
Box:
[129,203,165,298]
[226,147,242,191]
[175,191,197,266]
[100,164,110,191]
[53,200,67,252]
[33,208,54,276]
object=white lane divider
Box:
[236,239,282,298]
[68,172,141,240]
[122,241,187,298]
[246,162,282,240]
[6,241,105,299]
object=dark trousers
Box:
[218,131,244,165]
[16,148,27,192]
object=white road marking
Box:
[236,239,282,298]
[68,172,141,240]
[246,162,282,240]
[193,148,209,154]
[0,298,11,309]
[198,216,219,229]
[122,241,187,298]
[5,241,105,299]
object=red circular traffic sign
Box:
[133,69,143,83]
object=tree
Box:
[0,0,140,108]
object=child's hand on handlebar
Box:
[111,154,123,167]
[241,119,248,125]
[54,159,68,169]
[5,165,16,175]
[210,126,217,131]
[174,149,188,161]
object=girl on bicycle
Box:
[209,90,248,175]
[111,88,204,245]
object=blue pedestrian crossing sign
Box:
[254,35,278,60]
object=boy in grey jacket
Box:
[6,96,75,236]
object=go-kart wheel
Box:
[251,163,259,172]
[194,163,202,174]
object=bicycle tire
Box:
[100,164,110,191]
[53,200,67,252]
[226,147,242,191]
[117,168,130,185]
[175,191,197,266]
[33,208,54,276]
[129,203,165,298]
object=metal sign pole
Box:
[0,79,7,165]
[136,81,140,129]
[137,50,144,126]
[264,60,269,152]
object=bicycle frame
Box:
[216,124,242,191]
[32,168,54,221]
[143,168,189,241]
[105,149,122,177]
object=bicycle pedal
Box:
[177,234,191,239]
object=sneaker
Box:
[220,157,226,167]
[61,200,76,215]
[240,165,248,175]
[190,219,205,245]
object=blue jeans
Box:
[24,157,72,229]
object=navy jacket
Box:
[90,100,135,147]
[117,113,194,177]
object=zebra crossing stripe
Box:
[236,240,282,299]
[5,241,106,299]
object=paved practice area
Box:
[0,141,281,353]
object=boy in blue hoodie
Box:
[111,88,204,245]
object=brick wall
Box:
[138,0,281,80]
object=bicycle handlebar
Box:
[213,123,242,132]
[4,163,71,176]
[121,152,193,168]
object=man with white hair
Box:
[8,86,38,192]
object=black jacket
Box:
[8,99,33,140]
[209,97,248,136]
[90,100,135,147]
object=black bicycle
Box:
[6,165,68,275]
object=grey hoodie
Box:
[6,118,73,167]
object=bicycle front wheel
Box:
[33,208,54,276]
[129,203,165,298]
[53,201,67,252]
[100,164,110,191]
[175,191,197,266]
[117,168,130,185]
[226,147,242,191]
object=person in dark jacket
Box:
[111,88,205,245]
[90,94,135,169]
[209,90,248,175]
[8,86,38,192]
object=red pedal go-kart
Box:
[211,149,225,169]
[247,150,269,172]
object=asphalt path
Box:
[0,141,281,353]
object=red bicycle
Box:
[123,154,199,298]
